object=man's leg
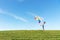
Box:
[42,25,44,30]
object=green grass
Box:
[0,30,60,40]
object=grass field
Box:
[0,30,60,40]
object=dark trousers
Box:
[42,25,44,30]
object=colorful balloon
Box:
[35,16,43,23]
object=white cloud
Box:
[26,12,44,21]
[26,12,38,17]
[0,9,4,14]
[18,0,24,2]
[10,14,28,22]
[0,9,28,22]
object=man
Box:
[42,21,46,30]
[35,16,46,30]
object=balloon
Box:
[35,16,43,21]
[35,16,43,23]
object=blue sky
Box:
[0,0,60,30]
